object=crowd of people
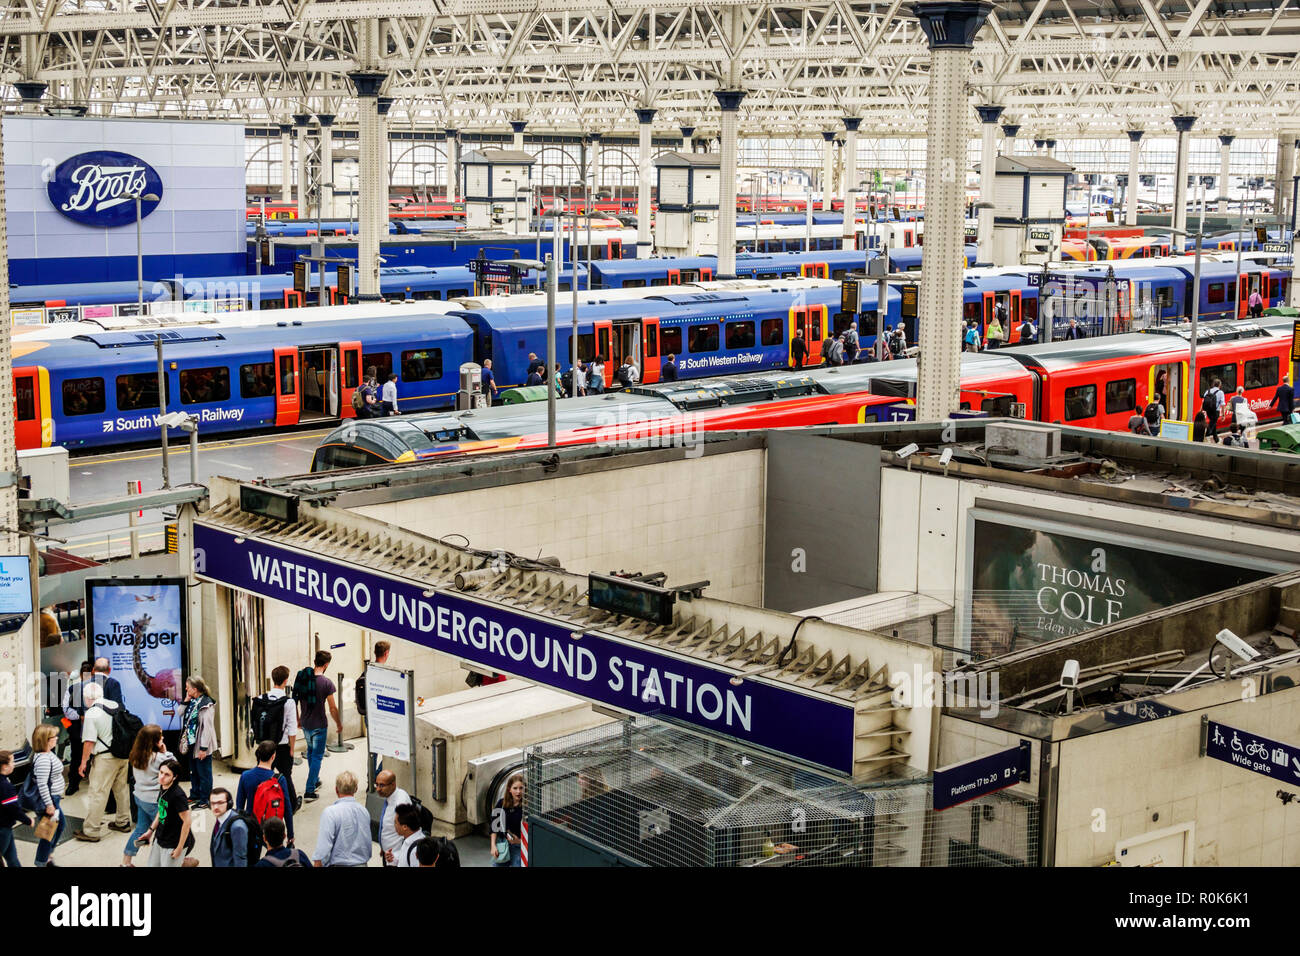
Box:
[1128,373,1295,446]
[0,645,527,868]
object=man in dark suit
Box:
[662,355,679,382]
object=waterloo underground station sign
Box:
[193,523,858,775]
[47,150,164,228]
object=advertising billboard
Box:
[964,512,1285,658]
[86,577,188,731]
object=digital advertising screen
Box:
[0,556,33,615]
[86,577,188,731]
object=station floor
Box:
[9,737,493,868]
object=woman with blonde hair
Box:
[122,724,172,867]
[178,676,217,808]
[490,772,526,867]
[30,723,65,866]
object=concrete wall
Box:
[763,431,880,613]
[354,448,767,605]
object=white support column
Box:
[976,105,1004,266]
[1217,134,1234,213]
[1125,130,1143,226]
[1045,139,1056,159]
[377,97,393,207]
[1001,122,1019,156]
[445,128,459,202]
[841,117,861,249]
[511,120,527,152]
[714,89,746,278]
[279,124,293,204]
[317,113,335,218]
[912,1,993,423]
[293,113,311,217]
[1171,115,1197,239]
[1033,138,1046,156]
[681,126,695,153]
[1277,134,1297,223]
[821,130,836,210]
[635,109,656,253]
[349,71,387,299]
[0,105,27,756]
[589,133,602,198]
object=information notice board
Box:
[365,663,415,762]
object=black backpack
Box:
[1202,389,1219,417]
[292,667,317,708]
[108,705,144,760]
[219,810,264,867]
[1144,403,1162,427]
[249,693,290,745]
[354,673,367,717]
[263,849,307,868]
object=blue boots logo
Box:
[47,150,164,227]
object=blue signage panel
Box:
[1203,719,1300,783]
[194,524,857,774]
[933,741,1031,811]
[47,150,164,228]
[0,556,33,615]
[1103,699,1181,727]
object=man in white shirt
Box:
[74,682,132,841]
[267,665,299,805]
[381,373,399,416]
[393,803,427,868]
[375,770,410,866]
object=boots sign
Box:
[46,150,164,227]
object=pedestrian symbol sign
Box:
[1201,717,1300,783]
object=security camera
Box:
[1060,659,1080,688]
[1215,628,1261,664]
[938,447,954,466]
[896,443,919,459]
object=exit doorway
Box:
[300,346,339,421]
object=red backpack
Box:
[252,772,288,824]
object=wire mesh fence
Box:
[525,718,1037,867]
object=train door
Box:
[340,341,361,418]
[1150,362,1185,421]
[14,366,50,449]
[594,320,613,371]
[666,269,682,285]
[789,306,824,365]
[609,321,640,378]
[981,292,994,342]
[273,347,300,427]
[641,318,661,384]
[297,346,337,421]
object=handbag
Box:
[19,766,45,812]
[34,812,58,842]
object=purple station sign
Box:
[194,523,856,774]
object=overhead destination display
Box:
[194,523,857,775]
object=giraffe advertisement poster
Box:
[86,577,188,731]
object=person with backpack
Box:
[1142,396,1165,434]
[415,835,461,868]
[0,749,29,867]
[963,321,981,353]
[791,331,807,370]
[121,724,172,867]
[393,803,427,868]
[843,322,860,364]
[252,666,299,807]
[1128,402,1152,437]
[1202,377,1226,444]
[74,681,134,842]
[28,724,65,866]
[255,817,312,867]
[179,676,217,809]
[236,740,296,846]
[209,787,253,867]
[296,651,341,803]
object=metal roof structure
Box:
[1,2,1298,137]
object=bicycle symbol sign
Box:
[1203,719,1300,783]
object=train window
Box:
[688,324,719,353]
[260,298,284,310]
[180,367,230,405]
[449,289,469,299]
[1272,277,1287,300]
[622,279,647,288]
[650,277,670,287]
[116,372,169,411]
[1022,297,1038,320]
[1245,357,1278,390]
[16,377,35,420]
[1199,363,1237,395]
[1206,283,1225,304]
[980,396,1013,416]
[963,302,978,322]
[1155,287,1173,309]
[62,378,107,416]
[831,269,848,280]
[1063,384,1097,421]
[278,355,295,395]
[660,327,683,355]
[240,362,275,399]
[362,352,393,384]
[383,294,407,303]
[1104,378,1137,415]
[761,318,784,346]
[725,321,756,349]
[413,290,441,300]
[401,349,443,382]
[566,334,596,363]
